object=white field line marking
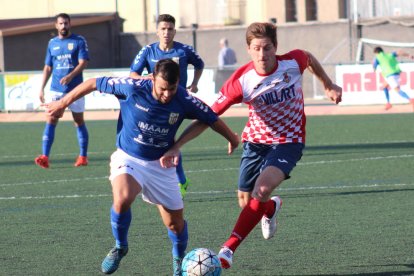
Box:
[0,194,110,200]
[1,183,413,201]
[0,151,113,159]
[0,176,108,187]
[1,154,413,188]
[1,140,412,160]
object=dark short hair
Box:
[157,14,175,26]
[246,22,277,47]
[55,13,71,22]
[374,47,383,54]
[154,59,180,84]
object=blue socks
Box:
[76,124,89,157]
[383,87,390,103]
[176,153,187,184]
[110,207,188,258]
[168,220,188,258]
[42,123,88,157]
[398,90,410,100]
[42,123,56,156]
[111,207,132,248]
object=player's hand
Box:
[325,83,342,104]
[228,133,240,155]
[141,74,154,80]
[39,90,45,103]
[187,84,199,93]
[60,75,73,86]
[160,148,180,168]
[41,101,65,118]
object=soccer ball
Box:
[181,248,222,276]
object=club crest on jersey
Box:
[67,43,74,50]
[168,113,179,125]
[283,72,291,83]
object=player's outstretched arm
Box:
[160,119,239,168]
[42,78,97,118]
[174,119,239,155]
[39,65,52,103]
[305,51,342,104]
[187,69,203,93]
[209,119,239,155]
[160,120,209,168]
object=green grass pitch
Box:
[1,113,414,275]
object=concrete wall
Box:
[3,18,414,99]
[121,21,358,98]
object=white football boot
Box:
[261,196,282,239]
[218,246,233,269]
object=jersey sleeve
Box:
[130,46,150,74]
[185,45,204,70]
[180,89,218,125]
[96,77,139,98]
[287,49,309,73]
[211,71,244,115]
[77,35,90,61]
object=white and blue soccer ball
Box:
[181,248,222,276]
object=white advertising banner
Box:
[3,69,217,111]
[335,63,414,105]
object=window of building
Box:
[285,0,297,22]
[306,0,317,21]
[338,0,348,19]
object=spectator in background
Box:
[373,46,414,110]
[218,38,237,68]
[35,13,90,169]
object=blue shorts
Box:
[238,142,304,192]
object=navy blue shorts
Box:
[238,142,304,192]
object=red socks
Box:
[223,198,275,252]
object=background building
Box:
[2,0,414,32]
[0,0,413,103]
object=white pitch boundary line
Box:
[0,176,108,187]
[1,153,413,188]
[1,182,413,201]
[1,140,412,160]
[0,151,113,159]
[0,145,228,160]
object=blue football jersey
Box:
[96,77,217,160]
[45,34,89,93]
[130,42,204,88]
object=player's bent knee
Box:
[252,186,273,202]
[112,194,135,213]
[165,220,185,234]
